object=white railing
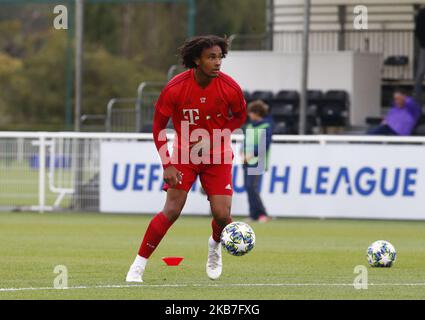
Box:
[1,131,425,213]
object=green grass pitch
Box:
[1,212,425,300]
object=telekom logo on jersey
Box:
[182,109,200,125]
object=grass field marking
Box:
[2,282,425,293]
[0,284,187,292]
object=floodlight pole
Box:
[187,0,196,37]
[74,0,84,210]
[299,0,311,135]
[75,0,84,132]
[265,0,274,50]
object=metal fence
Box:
[80,64,182,133]
[137,82,166,132]
[0,137,39,212]
[81,81,165,133]
[106,98,139,133]
[0,132,102,212]
[0,132,172,212]
[2,131,425,213]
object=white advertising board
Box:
[100,141,425,220]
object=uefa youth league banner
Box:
[100,141,425,220]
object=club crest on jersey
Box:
[200,97,206,103]
[182,109,200,125]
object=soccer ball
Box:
[367,240,396,267]
[220,222,255,256]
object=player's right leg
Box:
[126,189,188,283]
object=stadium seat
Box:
[292,121,315,135]
[307,90,324,128]
[383,55,409,80]
[251,90,274,104]
[272,121,292,135]
[275,90,300,105]
[270,103,297,120]
[269,90,299,133]
[384,55,409,67]
[307,90,323,106]
[320,90,349,127]
[365,117,383,126]
[324,90,349,106]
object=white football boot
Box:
[126,256,147,283]
[126,264,144,283]
[206,236,222,280]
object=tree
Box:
[0,1,267,130]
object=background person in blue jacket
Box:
[241,100,273,223]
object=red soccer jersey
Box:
[155,69,247,160]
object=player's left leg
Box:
[207,195,232,280]
[210,195,233,241]
[200,163,233,280]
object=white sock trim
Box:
[133,255,148,269]
[209,236,220,248]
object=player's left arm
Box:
[223,86,247,132]
[226,110,247,132]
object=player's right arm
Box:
[153,88,182,187]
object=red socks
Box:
[211,218,232,243]
[138,212,174,259]
[138,212,232,258]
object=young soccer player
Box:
[241,100,273,223]
[126,35,247,282]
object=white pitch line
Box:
[1,282,425,293]
[0,284,186,292]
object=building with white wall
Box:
[271,0,421,80]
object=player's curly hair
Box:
[178,35,229,69]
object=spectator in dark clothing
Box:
[414,7,425,103]
[368,89,421,136]
[241,100,273,223]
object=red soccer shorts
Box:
[163,162,233,198]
